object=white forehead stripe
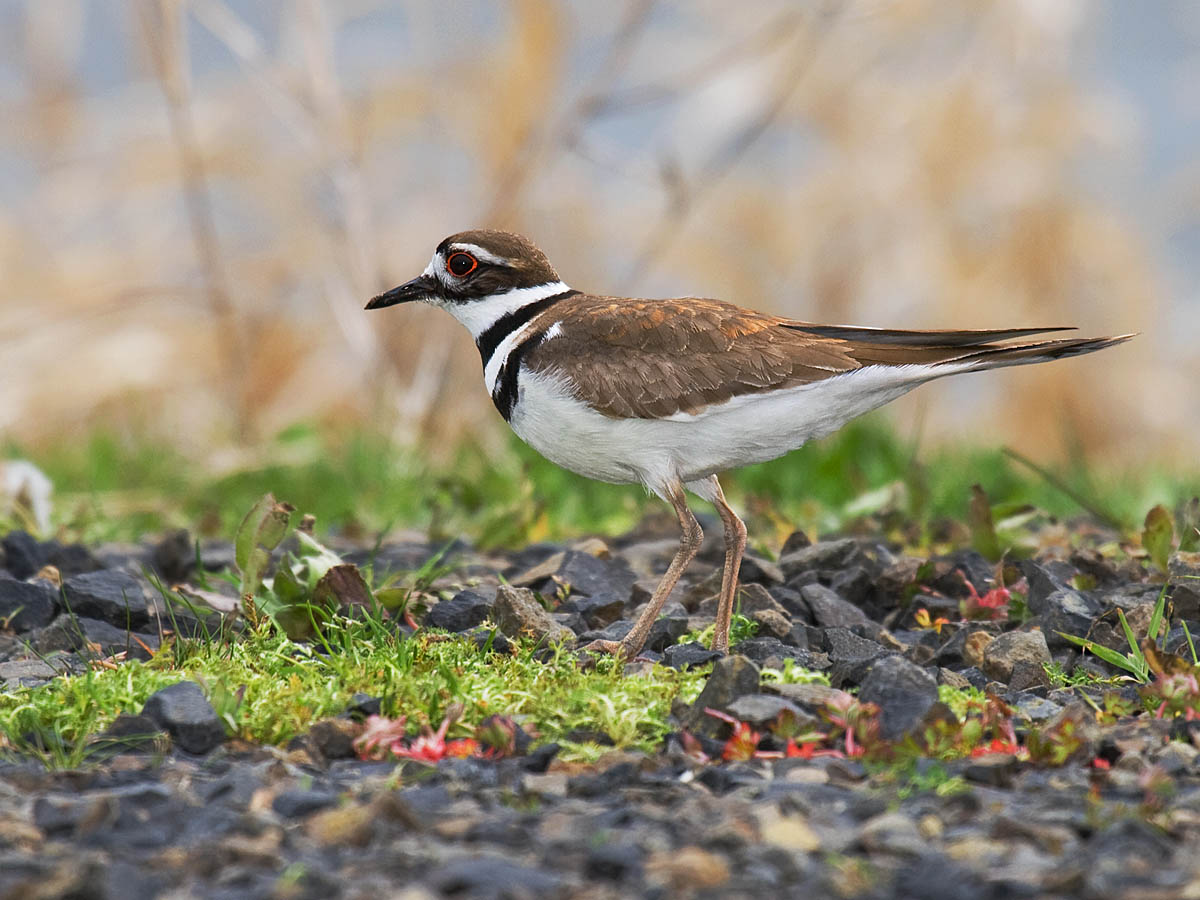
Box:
[448,243,510,266]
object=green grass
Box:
[7,416,1199,547]
[3,418,1199,770]
[0,617,710,767]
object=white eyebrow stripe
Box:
[542,320,563,340]
[449,243,510,266]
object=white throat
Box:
[438,280,572,341]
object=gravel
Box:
[2,524,1200,898]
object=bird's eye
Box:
[446,252,478,277]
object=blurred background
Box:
[1,0,1196,467]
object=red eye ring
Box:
[446,252,478,277]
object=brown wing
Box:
[523,296,860,418]
[522,295,1127,420]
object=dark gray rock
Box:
[40,541,103,578]
[561,591,627,629]
[579,619,633,644]
[61,569,151,630]
[0,573,57,631]
[725,693,818,730]
[585,842,644,881]
[428,858,564,897]
[32,615,159,659]
[737,554,784,585]
[661,642,722,669]
[824,627,891,688]
[982,630,1051,683]
[799,583,872,629]
[830,566,875,610]
[730,636,817,669]
[465,625,513,654]
[1006,693,1064,723]
[1020,558,1077,609]
[928,549,996,597]
[1038,588,1103,648]
[516,548,636,605]
[151,529,194,582]
[1,530,42,579]
[858,655,938,741]
[683,654,761,735]
[141,681,226,754]
[426,588,494,632]
[273,789,339,818]
[308,718,360,759]
[0,658,61,689]
[645,614,689,652]
[780,539,866,580]
[92,713,166,754]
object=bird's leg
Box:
[705,475,747,654]
[583,481,702,661]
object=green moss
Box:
[0,620,709,767]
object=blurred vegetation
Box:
[1,0,1193,465]
[8,416,1198,549]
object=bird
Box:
[366,229,1132,660]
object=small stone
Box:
[0,658,60,689]
[799,583,872,629]
[937,668,971,689]
[0,573,57,631]
[824,628,891,688]
[562,591,627,629]
[779,539,866,580]
[309,718,361,759]
[61,570,152,630]
[1008,658,1051,692]
[1,531,42,579]
[464,625,512,654]
[661,642,722,669]
[141,681,226,754]
[754,807,821,852]
[493,584,575,644]
[858,655,938,741]
[33,615,159,660]
[859,811,926,856]
[91,713,165,755]
[682,655,761,735]
[1038,589,1103,649]
[644,614,689,651]
[960,753,1020,788]
[751,608,793,641]
[425,588,494,632]
[428,859,564,897]
[646,846,730,892]
[767,682,849,715]
[585,843,644,881]
[273,789,339,819]
[982,630,1051,683]
[151,529,194,582]
[738,554,784,585]
[780,529,812,554]
[726,693,818,730]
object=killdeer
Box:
[367,230,1132,660]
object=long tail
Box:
[946,333,1137,372]
[784,322,1135,371]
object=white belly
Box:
[508,365,961,493]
